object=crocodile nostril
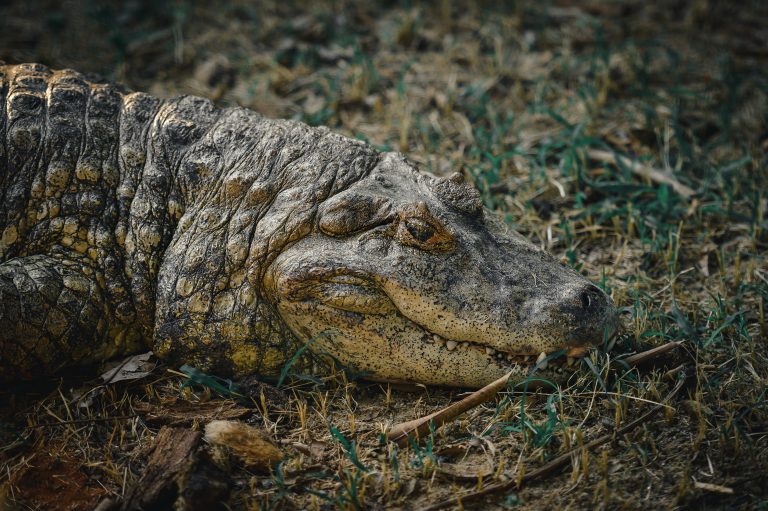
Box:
[578,285,604,313]
[580,290,592,309]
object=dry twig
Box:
[386,370,519,445]
[623,341,685,366]
[587,148,695,198]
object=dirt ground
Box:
[1,1,767,509]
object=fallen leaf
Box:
[101,352,155,384]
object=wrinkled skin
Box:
[0,64,617,387]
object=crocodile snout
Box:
[559,283,618,347]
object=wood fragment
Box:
[623,341,685,366]
[694,481,734,494]
[436,460,495,482]
[118,426,230,511]
[120,427,201,510]
[93,498,117,511]
[663,363,687,381]
[587,148,696,198]
[420,370,689,510]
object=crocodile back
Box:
[0,64,123,259]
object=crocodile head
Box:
[266,153,618,388]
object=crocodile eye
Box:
[404,218,435,243]
[393,203,454,251]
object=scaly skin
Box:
[0,63,617,387]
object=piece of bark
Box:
[119,426,230,511]
[133,397,252,426]
[175,455,232,511]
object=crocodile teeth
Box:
[427,335,579,371]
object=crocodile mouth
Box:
[272,267,611,387]
[293,273,596,373]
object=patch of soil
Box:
[12,452,107,511]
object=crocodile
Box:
[0,63,618,388]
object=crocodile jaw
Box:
[274,297,595,388]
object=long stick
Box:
[587,148,695,198]
[386,370,521,445]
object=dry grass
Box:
[1,1,767,509]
